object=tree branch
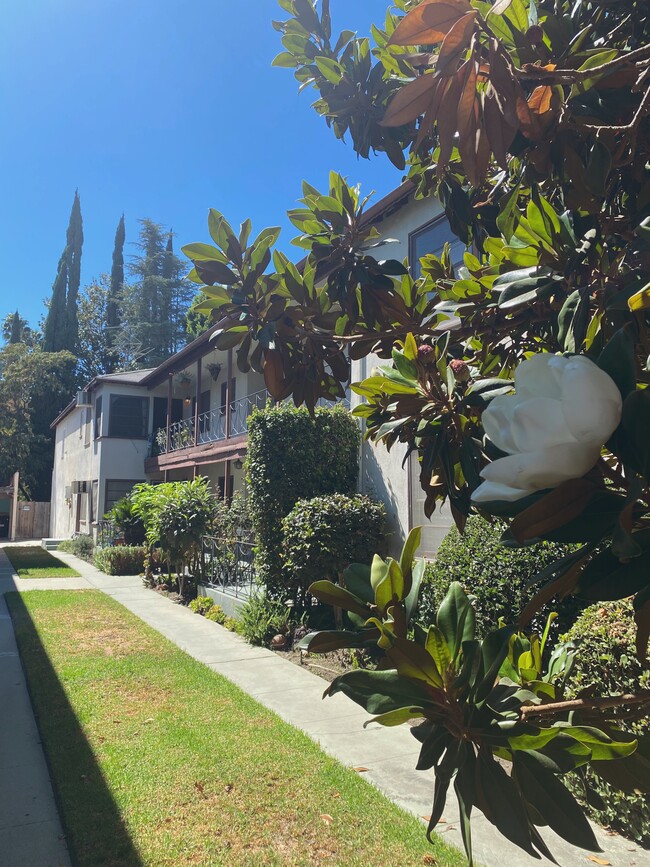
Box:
[520,691,650,719]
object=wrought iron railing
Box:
[97,520,119,548]
[201,535,256,598]
[151,388,351,457]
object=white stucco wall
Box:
[351,193,454,558]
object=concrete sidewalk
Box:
[0,549,70,867]
[2,545,648,866]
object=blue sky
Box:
[0,0,402,330]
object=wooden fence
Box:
[14,502,51,540]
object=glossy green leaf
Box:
[324,669,436,714]
[309,580,371,619]
[437,582,476,659]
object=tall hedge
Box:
[281,493,386,606]
[418,516,585,639]
[564,600,650,844]
[246,403,359,598]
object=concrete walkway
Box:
[0,549,70,867]
[2,545,648,866]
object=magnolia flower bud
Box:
[472,354,623,504]
[450,359,470,383]
[418,345,435,365]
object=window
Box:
[409,216,466,279]
[152,396,183,432]
[105,479,142,513]
[94,396,103,439]
[91,480,99,524]
[84,407,91,446]
[108,395,149,438]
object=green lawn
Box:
[8,590,465,867]
[3,545,80,578]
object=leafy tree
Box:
[106,214,125,348]
[183,0,650,860]
[77,276,122,380]
[43,191,84,353]
[118,220,194,367]
[185,291,213,339]
[0,344,77,499]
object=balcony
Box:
[151,389,268,457]
[151,389,351,458]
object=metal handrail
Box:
[151,388,351,457]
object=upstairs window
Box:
[94,396,103,439]
[409,216,465,279]
[108,395,149,439]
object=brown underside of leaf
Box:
[388,0,473,47]
[381,74,438,127]
[509,478,603,544]
[436,11,477,74]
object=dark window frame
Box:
[408,214,466,279]
[107,394,150,440]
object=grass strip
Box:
[8,590,465,867]
[4,545,80,578]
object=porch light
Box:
[234,458,243,470]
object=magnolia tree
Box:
[183,0,650,861]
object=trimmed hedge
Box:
[246,403,359,598]
[281,494,386,605]
[418,516,585,638]
[94,546,146,576]
[564,599,650,844]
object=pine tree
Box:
[42,253,68,352]
[64,190,83,352]
[107,214,125,346]
[9,311,22,343]
[42,191,83,354]
[118,220,193,367]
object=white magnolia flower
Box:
[472,354,623,504]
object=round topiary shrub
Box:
[417,516,585,638]
[563,599,650,844]
[281,493,386,609]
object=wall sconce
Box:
[234,458,243,470]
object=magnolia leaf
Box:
[386,636,444,687]
[509,479,603,543]
[381,74,438,127]
[324,669,435,714]
[399,526,421,593]
[363,706,425,728]
[597,325,637,400]
[436,11,477,74]
[309,580,371,619]
[388,0,473,47]
[437,582,476,659]
[375,558,405,615]
[297,629,377,653]
[514,753,600,851]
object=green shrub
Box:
[58,535,94,561]
[247,403,359,599]
[131,478,216,594]
[204,605,226,624]
[281,494,386,607]
[223,616,241,634]
[564,599,650,844]
[189,596,215,615]
[238,592,292,647]
[189,596,226,624]
[418,516,585,638]
[105,497,145,545]
[94,546,146,576]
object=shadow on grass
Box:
[6,592,143,867]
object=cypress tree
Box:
[64,190,83,352]
[42,254,68,352]
[43,191,83,354]
[107,214,125,343]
